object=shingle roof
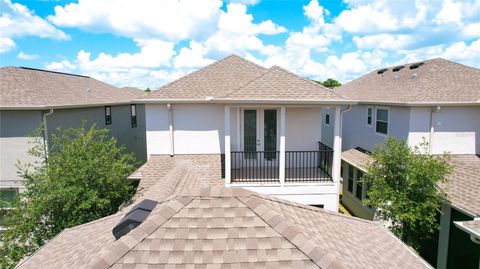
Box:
[0,67,145,109]
[337,58,480,105]
[140,55,350,104]
[221,66,344,102]
[439,154,480,217]
[341,148,373,172]
[17,161,430,269]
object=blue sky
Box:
[1,0,479,89]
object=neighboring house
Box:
[16,160,432,269]
[321,58,480,269]
[133,55,356,211]
[0,67,147,211]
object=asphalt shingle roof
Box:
[0,67,145,108]
[337,58,480,105]
[439,154,480,217]
[17,161,430,269]
[341,148,373,172]
[141,54,349,104]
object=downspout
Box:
[428,106,441,155]
[42,108,54,158]
[167,103,174,156]
[340,105,352,137]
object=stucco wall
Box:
[146,105,325,156]
[47,104,147,162]
[146,104,225,155]
[0,110,43,190]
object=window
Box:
[375,107,389,135]
[356,170,364,201]
[1,188,18,228]
[130,104,137,128]
[325,113,330,126]
[105,106,112,125]
[366,107,373,127]
[347,165,354,193]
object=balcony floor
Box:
[231,167,332,184]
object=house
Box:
[133,54,356,211]
[321,58,480,269]
[15,160,432,269]
[0,67,147,210]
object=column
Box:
[332,106,342,183]
[437,203,451,269]
[224,106,231,185]
[279,106,286,185]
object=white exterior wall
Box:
[285,107,322,151]
[408,106,480,155]
[146,104,225,155]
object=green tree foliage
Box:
[312,78,342,88]
[363,138,451,251]
[144,87,152,92]
[321,78,341,88]
[0,124,137,268]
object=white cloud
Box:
[46,60,76,71]
[48,0,222,41]
[434,0,463,25]
[17,51,39,60]
[0,37,15,53]
[218,4,286,35]
[353,34,415,50]
[0,0,69,53]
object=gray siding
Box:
[1,105,147,190]
[46,104,147,162]
[0,110,43,189]
[337,105,410,152]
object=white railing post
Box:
[279,106,286,185]
[224,106,231,185]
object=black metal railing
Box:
[318,142,334,176]
[231,151,279,183]
[285,151,332,183]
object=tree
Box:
[144,87,151,92]
[0,124,137,268]
[321,78,341,88]
[312,78,342,88]
[363,138,451,251]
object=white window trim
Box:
[325,113,330,127]
[366,106,373,128]
[375,106,390,137]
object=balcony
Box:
[230,142,333,184]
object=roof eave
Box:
[135,98,357,106]
[0,101,136,110]
[355,101,480,107]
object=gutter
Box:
[42,108,54,157]
[454,218,480,244]
[133,98,358,106]
[0,102,137,111]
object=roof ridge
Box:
[250,192,380,225]
[153,54,267,93]
[238,195,345,269]
[88,196,195,268]
[269,65,347,100]
[220,67,272,98]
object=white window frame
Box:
[325,113,330,127]
[375,106,390,136]
[366,106,373,127]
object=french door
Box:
[242,108,278,160]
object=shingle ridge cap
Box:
[220,67,272,98]
[270,65,348,100]
[88,196,195,269]
[151,54,267,94]
[238,195,344,269]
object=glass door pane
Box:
[244,110,257,159]
[264,109,277,160]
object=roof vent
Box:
[409,62,424,70]
[112,199,157,240]
[377,68,388,74]
[411,73,417,79]
[392,66,404,72]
